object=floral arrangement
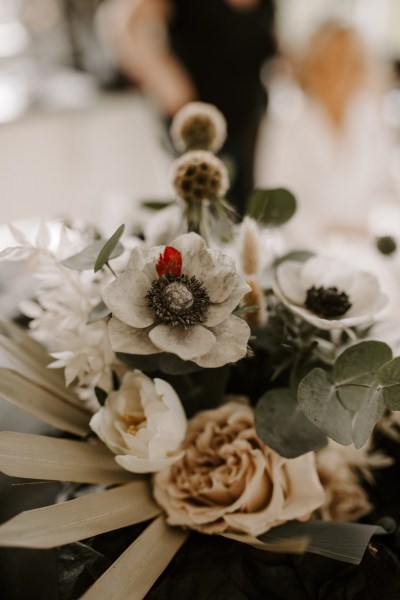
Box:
[1,102,400,599]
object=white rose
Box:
[274,256,387,330]
[89,370,187,473]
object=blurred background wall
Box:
[0,0,400,226]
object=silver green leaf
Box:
[94,224,125,272]
[255,388,327,458]
[334,341,392,411]
[377,356,400,410]
[246,188,296,226]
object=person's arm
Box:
[97,0,197,116]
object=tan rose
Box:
[315,441,375,522]
[153,402,324,537]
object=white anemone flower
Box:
[90,370,187,473]
[274,256,387,330]
[102,232,251,367]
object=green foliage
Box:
[87,301,110,324]
[62,239,124,271]
[141,200,174,210]
[298,341,400,448]
[94,224,125,272]
[246,188,296,226]
[255,388,327,458]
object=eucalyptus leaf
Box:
[352,383,384,448]
[273,250,315,269]
[255,388,327,458]
[94,224,125,272]
[141,200,174,210]
[297,368,353,445]
[62,240,124,271]
[334,341,392,411]
[377,356,400,409]
[246,188,296,226]
[87,300,110,324]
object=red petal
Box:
[156,246,182,277]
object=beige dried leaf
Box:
[0,431,133,483]
[0,481,160,548]
[82,516,189,600]
[0,368,89,436]
[222,531,309,554]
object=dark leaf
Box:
[94,387,107,406]
[246,188,296,226]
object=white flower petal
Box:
[196,315,250,368]
[154,378,187,441]
[205,276,251,327]
[108,317,159,354]
[149,324,216,361]
[300,256,353,291]
[346,272,383,316]
[115,451,184,474]
[172,233,237,302]
[275,261,305,305]
[127,244,164,280]
[102,270,154,328]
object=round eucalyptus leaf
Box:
[255,388,327,458]
[246,188,296,226]
[352,384,385,448]
[297,368,353,445]
[334,341,392,412]
[378,356,400,410]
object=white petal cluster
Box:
[3,220,121,411]
[90,371,187,473]
[102,232,251,368]
[274,256,387,330]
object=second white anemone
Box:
[274,256,387,330]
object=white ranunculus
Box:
[102,232,251,367]
[89,370,187,473]
[274,256,387,330]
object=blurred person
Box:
[255,21,398,246]
[96,0,277,213]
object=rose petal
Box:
[115,451,184,474]
[280,453,325,521]
[149,324,216,361]
[195,316,250,368]
[108,317,159,354]
[102,270,154,328]
[205,276,251,327]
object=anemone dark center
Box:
[304,286,351,318]
[146,275,209,329]
[163,281,194,313]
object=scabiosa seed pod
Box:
[170,102,227,153]
[171,150,229,203]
